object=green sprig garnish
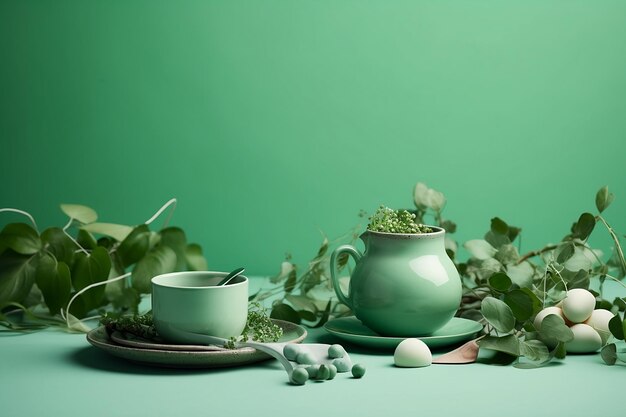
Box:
[367,206,433,234]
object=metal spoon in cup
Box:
[217,267,245,286]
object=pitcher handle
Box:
[330,245,362,310]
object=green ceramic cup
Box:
[151,271,248,344]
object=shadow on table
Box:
[67,346,281,376]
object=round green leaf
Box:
[595,186,614,213]
[131,245,177,293]
[556,242,576,264]
[608,314,624,340]
[0,223,42,255]
[601,343,617,366]
[503,289,535,322]
[35,254,71,315]
[81,223,133,242]
[481,296,515,333]
[184,244,208,271]
[117,225,150,267]
[478,334,520,357]
[159,227,187,271]
[490,217,509,235]
[572,212,596,240]
[0,251,37,305]
[520,339,550,362]
[41,227,76,266]
[488,272,512,292]
[270,303,301,324]
[71,246,112,313]
[464,239,497,260]
[539,314,574,343]
[60,204,98,224]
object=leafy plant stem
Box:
[63,229,90,255]
[0,208,39,232]
[61,272,130,329]
[517,244,558,265]
[144,198,177,229]
[605,275,626,291]
[597,215,626,275]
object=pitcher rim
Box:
[362,225,445,240]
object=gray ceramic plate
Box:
[324,317,482,350]
[87,319,307,368]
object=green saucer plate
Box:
[324,317,482,350]
[87,319,306,368]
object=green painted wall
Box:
[1,0,625,275]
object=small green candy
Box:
[283,344,300,361]
[305,364,320,378]
[327,344,345,359]
[291,367,309,385]
[351,363,366,378]
[296,352,316,365]
[316,364,330,380]
[332,358,351,372]
[327,364,337,380]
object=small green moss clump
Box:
[367,206,433,234]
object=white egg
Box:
[394,338,432,367]
[585,309,615,344]
[566,323,603,353]
[533,306,564,331]
[561,288,596,323]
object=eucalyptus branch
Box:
[597,215,626,276]
[517,244,558,265]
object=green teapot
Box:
[330,227,461,336]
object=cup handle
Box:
[330,244,362,310]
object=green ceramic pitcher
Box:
[330,226,462,337]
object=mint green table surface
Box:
[1,278,623,417]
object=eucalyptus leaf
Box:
[159,227,187,271]
[572,213,596,240]
[117,225,150,267]
[0,223,42,255]
[0,251,37,305]
[441,220,457,233]
[503,289,536,322]
[562,247,597,274]
[491,217,509,235]
[35,254,71,315]
[60,204,98,224]
[41,227,76,266]
[519,339,550,362]
[553,341,567,359]
[478,334,520,357]
[539,314,574,343]
[600,343,617,365]
[131,245,177,293]
[488,272,512,292]
[495,244,520,265]
[270,303,301,324]
[481,296,515,333]
[507,226,521,243]
[284,268,297,293]
[464,239,497,261]
[595,186,614,213]
[485,231,511,250]
[506,261,535,288]
[298,310,317,321]
[184,244,208,271]
[413,182,446,211]
[81,223,133,242]
[285,294,318,313]
[556,242,576,264]
[312,299,332,328]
